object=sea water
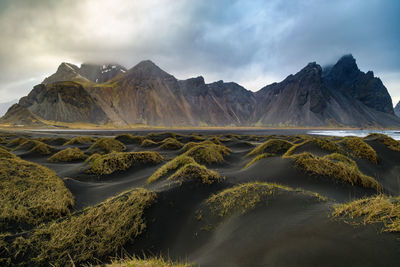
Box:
[308,130,400,140]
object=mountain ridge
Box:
[2,55,399,128]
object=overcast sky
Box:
[0,0,399,104]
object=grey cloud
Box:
[0,0,399,104]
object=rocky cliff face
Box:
[395,101,400,117]
[3,55,400,127]
[18,82,108,123]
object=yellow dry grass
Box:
[0,157,73,232]
[0,189,156,266]
[88,151,163,175]
[290,152,381,191]
[332,195,400,232]
[48,147,87,162]
[247,139,293,157]
[87,138,126,154]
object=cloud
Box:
[0,0,399,104]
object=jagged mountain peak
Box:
[125,60,173,80]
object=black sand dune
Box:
[1,129,400,266]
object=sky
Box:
[0,0,399,105]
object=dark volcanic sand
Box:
[3,129,400,266]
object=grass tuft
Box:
[140,138,158,147]
[341,137,378,164]
[243,153,275,169]
[106,256,193,267]
[332,195,400,233]
[183,143,231,165]
[290,152,381,191]
[0,146,15,159]
[114,134,144,145]
[147,155,196,184]
[13,139,54,155]
[0,189,156,266]
[159,137,183,150]
[88,151,163,175]
[247,139,293,157]
[206,182,325,218]
[0,157,73,233]
[365,133,400,152]
[87,138,126,154]
[168,162,223,185]
[48,147,87,162]
[63,136,96,146]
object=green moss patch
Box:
[88,151,163,175]
[341,137,378,164]
[114,134,144,144]
[87,138,126,154]
[247,139,293,157]
[63,136,96,145]
[48,147,87,162]
[290,152,381,191]
[332,195,400,233]
[0,189,156,266]
[0,157,73,233]
[13,140,54,155]
[284,137,343,157]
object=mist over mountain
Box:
[0,99,17,117]
[1,55,399,128]
[395,101,400,117]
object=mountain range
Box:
[1,54,400,128]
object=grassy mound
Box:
[87,138,126,154]
[6,137,29,147]
[0,189,156,266]
[243,153,275,169]
[48,147,87,162]
[159,137,183,150]
[183,143,231,165]
[168,162,223,185]
[0,157,73,232]
[63,136,96,145]
[140,138,158,147]
[283,137,342,157]
[88,151,163,175]
[247,139,293,157]
[35,137,69,146]
[291,152,381,191]
[0,146,15,159]
[114,134,144,144]
[341,137,378,164]
[107,256,192,267]
[365,133,400,152]
[206,182,326,218]
[147,155,196,184]
[181,140,218,152]
[332,195,400,233]
[13,139,54,155]
[146,132,183,142]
